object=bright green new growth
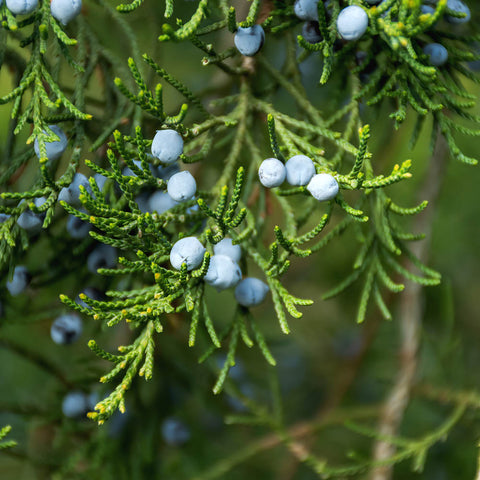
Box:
[1,0,479,477]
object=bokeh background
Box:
[1,0,480,478]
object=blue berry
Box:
[420,5,435,15]
[6,0,38,14]
[302,21,322,44]
[62,391,88,418]
[204,255,242,291]
[17,197,46,232]
[6,266,29,296]
[51,313,83,344]
[235,277,269,307]
[58,173,92,207]
[87,244,117,274]
[34,125,67,162]
[445,0,470,24]
[66,213,91,239]
[151,130,183,164]
[234,25,265,57]
[50,0,81,25]
[93,173,108,191]
[0,213,10,223]
[170,237,206,271]
[307,173,339,201]
[258,158,286,188]
[167,171,197,202]
[337,6,369,41]
[294,0,319,21]
[423,43,448,66]
[213,238,242,263]
[148,191,178,214]
[285,155,316,186]
[161,417,191,446]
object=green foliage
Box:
[1,0,480,478]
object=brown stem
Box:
[370,132,449,480]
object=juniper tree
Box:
[1,0,480,478]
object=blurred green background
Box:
[1,0,480,478]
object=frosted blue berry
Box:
[50,0,81,25]
[235,277,269,307]
[6,0,38,14]
[151,129,183,164]
[58,173,92,207]
[93,173,108,191]
[337,6,369,41]
[161,417,190,446]
[213,238,242,263]
[294,0,319,21]
[445,0,470,24]
[87,244,117,274]
[170,237,206,271]
[258,158,286,188]
[148,191,178,214]
[17,197,46,232]
[204,255,242,291]
[167,171,197,202]
[51,313,83,344]
[0,213,10,223]
[285,155,316,186]
[234,25,265,57]
[62,391,88,418]
[302,21,322,44]
[423,43,448,66]
[307,173,339,201]
[6,266,29,296]
[34,125,67,162]
[66,214,91,239]
[420,5,435,15]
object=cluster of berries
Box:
[4,0,81,24]
[170,236,269,307]
[293,0,470,69]
[258,155,339,202]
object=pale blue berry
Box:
[337,6,369,41]
[302,21,322,44]
[151,130,183,164]
[294,0,319,21]
[235,277,269,307]
[234,25,265,57]
[258,158,286,188]
[213,238,242,263]
[420,5,435,15]
[167,171,197,202]
[204,255,242,291]
[17,197,46,232]
[87,244,117,274]
[51,313,83,344]
[445,0,470,24]
[423,43,448,66]
[307,173,339,201]
[161,417,190,446]
[170,237,206,271]
[285,155,316,186]
[0,213,10,223]
[6,0,38,14]
[34,125,67,162]
[58,173,92,207]
[6,266,29,296]
[50,0,81,25]
[93,173,108,191]
[62,391,88,418]
[66,214,91,239]
[148,191,178,214]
